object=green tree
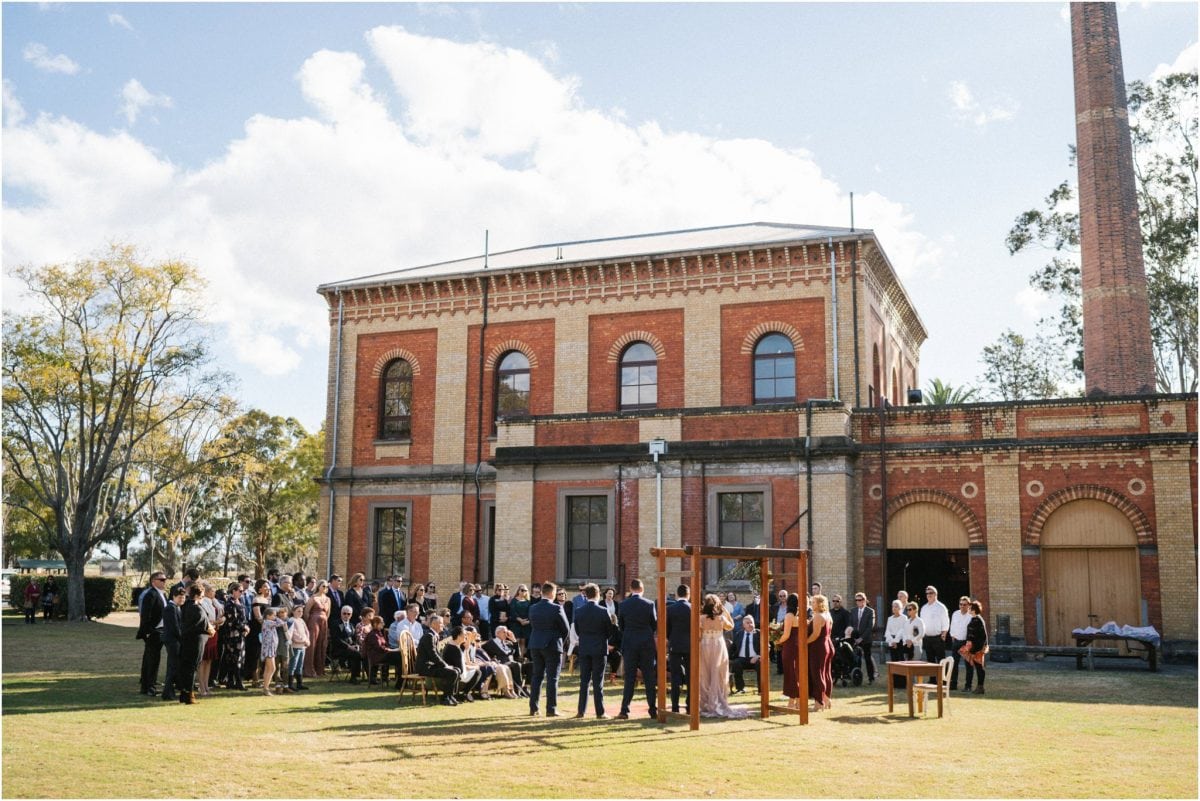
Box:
[1006,71,1197,392]
[979,327,1067,401]
[923,378,980,405]
[2,245,233,621]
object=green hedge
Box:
[6,574,133,620]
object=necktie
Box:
[742,634,751,658]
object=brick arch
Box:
[370,348,422,378]
[606,330,667,364]
[1025,485,1153,547]
[866,489,984,549]
[484,340,539,371]
[740,322,804,355]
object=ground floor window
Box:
[711,489,767,584]
[558,491,614,584]
[373,505,410,580]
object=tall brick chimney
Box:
[1071,2,1156,396]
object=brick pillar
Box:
[1071,2,1156,395]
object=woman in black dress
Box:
[219,582,249,689]
[177,585,206,704]
[962,600,990,694]
[345,573,367,625]
[242,579,270,684]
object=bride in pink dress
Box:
[697,594,749,719]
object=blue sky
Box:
[3,1,1196,431]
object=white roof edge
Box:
[316,222,871,293]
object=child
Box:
[288,604,311,692]
[259,607,288,696]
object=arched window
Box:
[619,341,658,410]
[753,333,796,404]
[379,359,413,439]
[495,350,531,420]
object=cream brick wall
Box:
[554,312,589,414]
[1151,453,1197,639]
[811,461,854,601]
[494,477,534,585]
[683,297,723,407]
[496,420,536,448]
[637,474,680,600]
[808,406,851,438]
[639,417,682,444]
[427,494,463,593]
[982,455,1024,638]
[433,324,469,464]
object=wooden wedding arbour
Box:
[649,545,810,730]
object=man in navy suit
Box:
[666,583,691,714]
[527,581,570,717]
[729,614,762,693]
[378,575,406,626]
[572,582,613,718]
[136,571,168,696]
[159,584,185,701]
[617,578,658,719]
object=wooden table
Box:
[1073,634,1158,671]
[886,660,943,718]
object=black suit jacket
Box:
[331,619,358,655]
[618,594,657,650]
[417,629,452,674]
[160,601,183,645]
[849,605,876,644]
[327,587,344,614]
[379,586,405,624]
[729,628,762,661]
[137,587,166,640]
[666,600,691,654]
[573,602,612,657]
[441,640,467,671]
[482,638,514,662]
[831,607,852,640]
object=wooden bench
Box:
[1073,634,1158,672]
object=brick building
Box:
[316,221,1198,652]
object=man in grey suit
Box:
[573,582,613,718]
[527,581,570,717]
[666,583,691,714]
[617,578,658,719]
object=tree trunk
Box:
[64,548,89,623]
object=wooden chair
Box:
[914,656,954,717]
[396,631,430,705]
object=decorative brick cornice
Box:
[606,330,667,363]
[484,339,539,371]
[1025,484,1153,546]
[369,348,422,378]
[866,488,984,549]
[739,321,804,354]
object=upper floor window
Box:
[619,341,658,411]
[380,359,413,439]
[495,350,531,420]
[753,333,796,404]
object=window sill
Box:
[373,440,411,459]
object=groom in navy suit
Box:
[527,581,570,717]
[617,578,658,719]
[666,583,691,714]
[573,582,613,718]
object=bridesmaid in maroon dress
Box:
[806,594,835,712]
[775,593,803,709]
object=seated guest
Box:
[483,625,530,694]
[330,605,364,683]
[416,614,461,705]
[362,616,403,687]
[355,608,376,648]
[396,604,425,644]
[468,627,517,698]
[441,625,485,701]
[729,615,762,693]
[830,594,852,642]
[461,626,497,698]
[388,611,406,648]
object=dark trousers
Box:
[923,635,947,664]
[139,631,163,692]
[530,647,562,714]
[420,663,461,698]
[458,667,484,697]
[949,639,967,688]
[177,642,201,695]
[858,639,877,681]
[370,652,403,685]
[620,641,657,715]
[576,652,606,715]
[668,650,690,712]
[730,657,761,692]
[162,641,180,698]
[332,647,363,680]
[890,643,911,688]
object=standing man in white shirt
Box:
[919,585,950,663]
[948,595,973,690]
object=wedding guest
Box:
[218,582,249,690]
[884,600,909,688]
[196,583,223,696]
[303,580,332,678]
[258,607,288,697]
[177,585,207,704]
[962,600,990,694]
[345,573,368,624]
[330,605,364,683]
[287,604,311,691]
[806,594,835,713]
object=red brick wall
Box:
[464,318,556,461]
[682,411,799,441]
[348,495,431,581]
[587,308,685,412]
[351,329,438,465]
[535,419,639,448]
[720,298,826,406]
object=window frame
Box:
[705,483,772,587]
[752,333,797,405]
[617,341,659,411]
[556,488,616,585]
[369,502,413,583]
[378,358,414,441]
[494,350,532,428]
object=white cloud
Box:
[1150,41,1199,81]
[948,80,1017,127]
[22,42,80,75]
[3,27,944,380]
[3,80,26,127]
[119,78,173,126]
[1015,285,1052,320]
[109,13,134,32]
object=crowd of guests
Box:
[134,569,988,708]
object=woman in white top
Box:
[903,602,925,662]
[884,600,908,662]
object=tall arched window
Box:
[753,333,796,404]
[495,350,531,420]
[380,359,413,439]
[619,341,658,410]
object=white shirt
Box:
[904,615,926,646]
[476,594,491,622]
[884,614,908,647]
[919,599,950,637]
[396,617,424,645]
[738,630,758,659]
[949,609,972,640]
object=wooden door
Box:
[1042,549,1092,646]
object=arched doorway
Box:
[885,502,971,604]
[1041,499,1140,646]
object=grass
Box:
[2,611,1197,799]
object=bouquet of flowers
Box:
[767,621,784,646]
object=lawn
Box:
[1,612,1196,799]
